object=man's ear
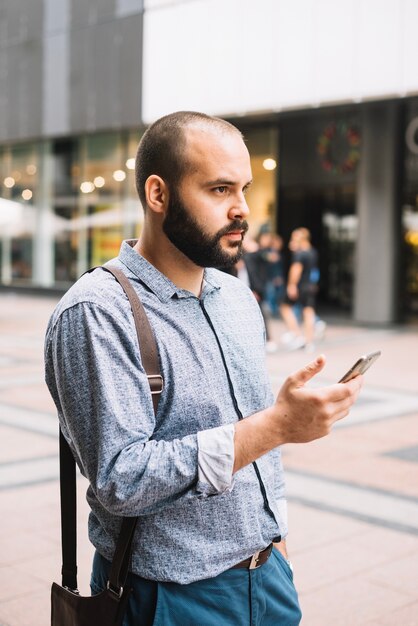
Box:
[144,175,168,214]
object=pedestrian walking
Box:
[242,231,278,352]
[264,233,285,318]
[280,227,321,352]
[45,111,362,626]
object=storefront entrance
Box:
[278,184,357,312]
[278,110,360,314]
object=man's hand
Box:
[286,283,298,300]
[270,355,362,444]
[233,355,363,473]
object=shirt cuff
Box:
[196,423,235,496]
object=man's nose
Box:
[229,194,250,220]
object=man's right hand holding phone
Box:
[271,354,363,444]
[233,355,363,473]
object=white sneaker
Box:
[287,336,306,351]
[314,320,327,340]
[281,332,296,345]
[304,342,316,353]
[266,340,278,354]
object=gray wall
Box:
[0,0,143,143]
[354,102,402,324]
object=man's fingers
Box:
[325,379,364,425]
[313,375,364,403]
[286,354,326,389]
[332,406,352,424]
[344,375,364,395]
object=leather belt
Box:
[231,543,273,570]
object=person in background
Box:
[243,231,278,353]
[264,233,285,318]
[280,227,320,352]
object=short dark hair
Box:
[135,111,242,207]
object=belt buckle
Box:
[248,550,261,570]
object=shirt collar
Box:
[117,240,221,303]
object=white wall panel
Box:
[143,0,418,123]
[143,0,276,121]
[311,0,355,103]
[272,0,316,108]
[402,0,418,94]
[354,0,402,99]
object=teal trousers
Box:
[91,547,302,626]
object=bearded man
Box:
[45,111,361,625]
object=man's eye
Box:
[214,186,228,194]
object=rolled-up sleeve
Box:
[196,424,235,496]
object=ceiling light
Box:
[262,158,277,171]
[113,169,126,182]
[4,176,15,188]
[80,181,95,193]
[94,176,105,188]
[22,189,33,200]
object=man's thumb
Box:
[290,355,326,388]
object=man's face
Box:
[289,232,302,251]
[163,187,249,268]
[162,126,252,268]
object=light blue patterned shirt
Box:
[45,240,287,584]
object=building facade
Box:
[1,0,418,324]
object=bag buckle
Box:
[148,374,164,395]
[248,550,262,570]
[107,581,123,600]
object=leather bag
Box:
[51,265,163,625]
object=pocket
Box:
[272,547,294,582]
[90,577,104,596]
[90,551,111,596]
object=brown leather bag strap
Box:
[59,263,163,595]
[103,265,163,415]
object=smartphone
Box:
[338,350,381,383]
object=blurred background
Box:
[0,0,418,325]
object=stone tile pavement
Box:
[0,292,417,625]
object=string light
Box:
[4,176,15,188]
[263,158,277,171]
[80,181,95,193]
[113,169,126,182]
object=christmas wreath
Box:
[317,122,361,174]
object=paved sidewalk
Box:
[0,292,417,625]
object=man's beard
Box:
[162,190,249,268]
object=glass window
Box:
[52,138,81,283]
[50,130,143,285]
[402,101,418,319]
[401,194,418,318]
[0,143,38,285]
[236,126,279,239]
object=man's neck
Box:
[134,235,205,297]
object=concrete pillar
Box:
[33,141,55,287]
[1,236,12,284]
[354,102,403,324]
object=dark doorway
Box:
[278,184,357,311]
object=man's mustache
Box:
[217,220,249,239]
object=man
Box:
[280,227,319,352]
[45,112,362,625]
